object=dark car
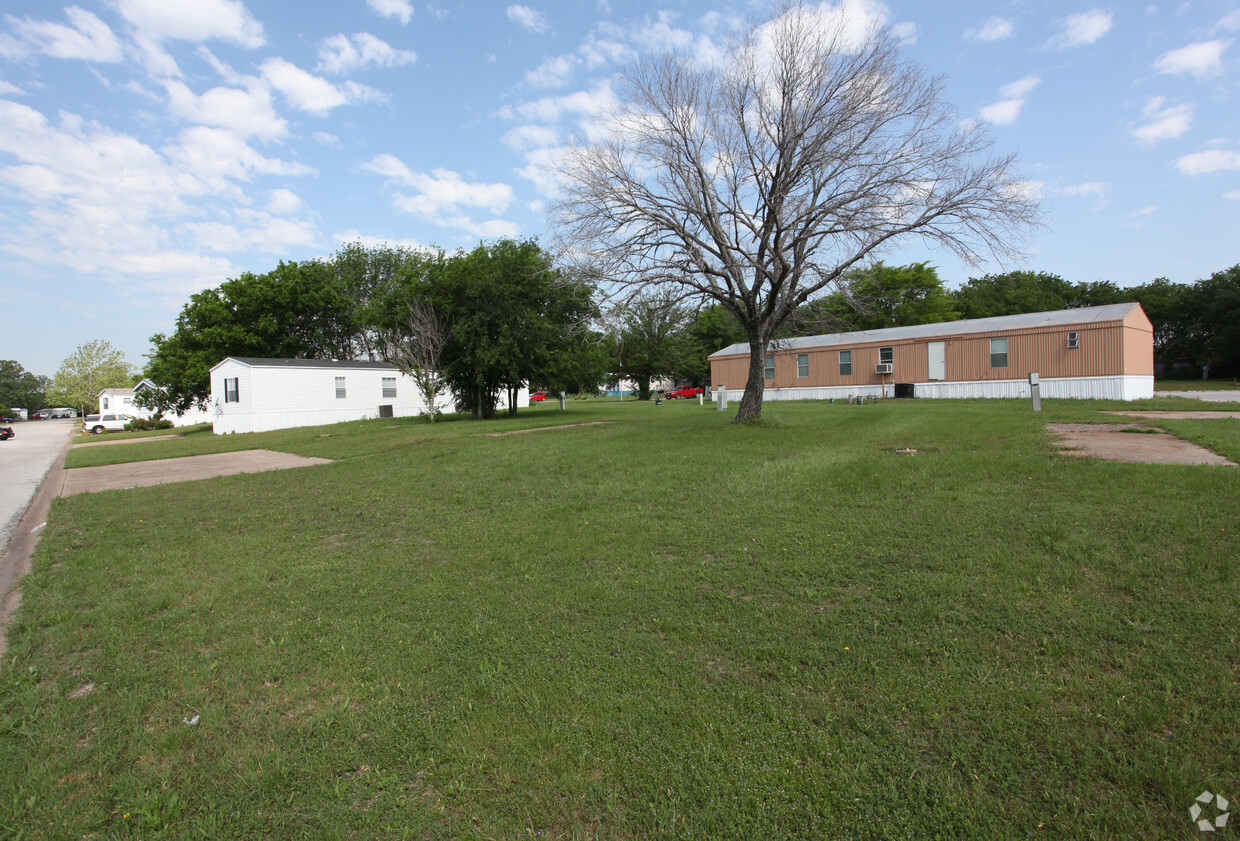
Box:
[0,426,13,441]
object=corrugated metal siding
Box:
[718,375,1153,403]
[711,319,1149,389]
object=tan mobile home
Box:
[708,303,1154,402]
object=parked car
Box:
[0,425,13,441]
[529,391,547,402]
[664,385,705,399]
[82,413,134,434]
[33,410,51,419]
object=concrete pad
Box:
[1155,390,1240,403]
[1103,411,1240,420]
[58,449,333,497]
[1046,424,1235,467]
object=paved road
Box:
[1156,390,1240,403]
[0,419,75,557]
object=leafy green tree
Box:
[0,360,48,412]
[790,262,960,334]
[1125,277,1191,364]
[1181,264,1240,377]
[426,239,596,418]
[51,341,133,413]
[613,294,693,400]
[951,271,1076,319]
[681,305,746,386]
[539,330,615,396]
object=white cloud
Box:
[1154,40,1230,79]
[266,188,303,214]
[318,32,417,74]
[1175,149,1240,175]
[0,6,124,62]
[1049,10,1112,49]
[499,78,616,125]
[890,21,917,45]
[502,124,559,152]
[367,0,413,25]
[313,131,341,147]
[1225,190,1240,200]
[112,0,265,48]
[979,76,1039,126]
[260,58,385,115]
[1131,206,1157,217]
[999,75,1041,99]
[0,81,22,95]
[0,101,314,294]
[965,16,1014,42]
[507,5,549,34]
[524,54,579,88]
[1216,10,1240,32]
[331,230,434,253]
[162,79,287,141]
[1132,96,1194,143]
[1062,181,1110,209]
[363,154,518,237]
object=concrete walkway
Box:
[57,449,332,497]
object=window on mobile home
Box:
[797,354,809,378]
[335,376,347,399]
[990,338,1008,369]
[839,350,852,376]
[764,355,774,380]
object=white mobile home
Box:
[209,357,436,435]
[98,380,213,427]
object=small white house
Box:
[98,380,214,427]
[209,357,530,435]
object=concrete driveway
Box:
[0,419,74,557]
[1156,390,1240,403]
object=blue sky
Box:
[1,0,1237,378]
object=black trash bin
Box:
[894,383,915,399]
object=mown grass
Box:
[2,398,1237,840]
[1155,379,1240,391]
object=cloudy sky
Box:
[1,0,1237,377]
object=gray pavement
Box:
[0,419,74,557]
[1155,390,1240,403]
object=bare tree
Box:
[551,3,1042,422]
[383,299,452,422]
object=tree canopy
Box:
[552,3,1040,422]
[0,360,49,412]
[51,341,133,412]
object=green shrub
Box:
[124,417,175,432]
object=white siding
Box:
[210,359,434,435]
[721,375,1153,403]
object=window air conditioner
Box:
[1066,331,1079,349]
[875,363,893,374]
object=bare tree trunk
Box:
[734,339,767,423]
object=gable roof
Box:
[709,302,1144,358]
[211,357,399,372]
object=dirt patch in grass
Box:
[1103,410,1240,420]
[57,449,333,496]
[1046,423,1236,466]
[483,422,615,437]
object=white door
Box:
[928,341,945,381]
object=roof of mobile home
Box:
[210,357,400,372]
[709,303,1147,357]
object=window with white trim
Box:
[839,350,852,377]
[879,347,893,365]
[797,353,809,378]
[990,337,1009,369]
[335,376,347,399]
[764,355,774,380]
[224,378,239,403]
[382,377,397,398]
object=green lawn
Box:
[1155,378,1240,391]
[2,398,1237,839]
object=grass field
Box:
[2,397,1237,839]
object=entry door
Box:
[927,341,946,381]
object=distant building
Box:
[709,303,1154,402]
[97,380,213,427]
[209,357,530,435]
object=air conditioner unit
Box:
[875,363,893,374]
[1066,331,1079,349]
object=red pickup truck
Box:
[664,385,704,399]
